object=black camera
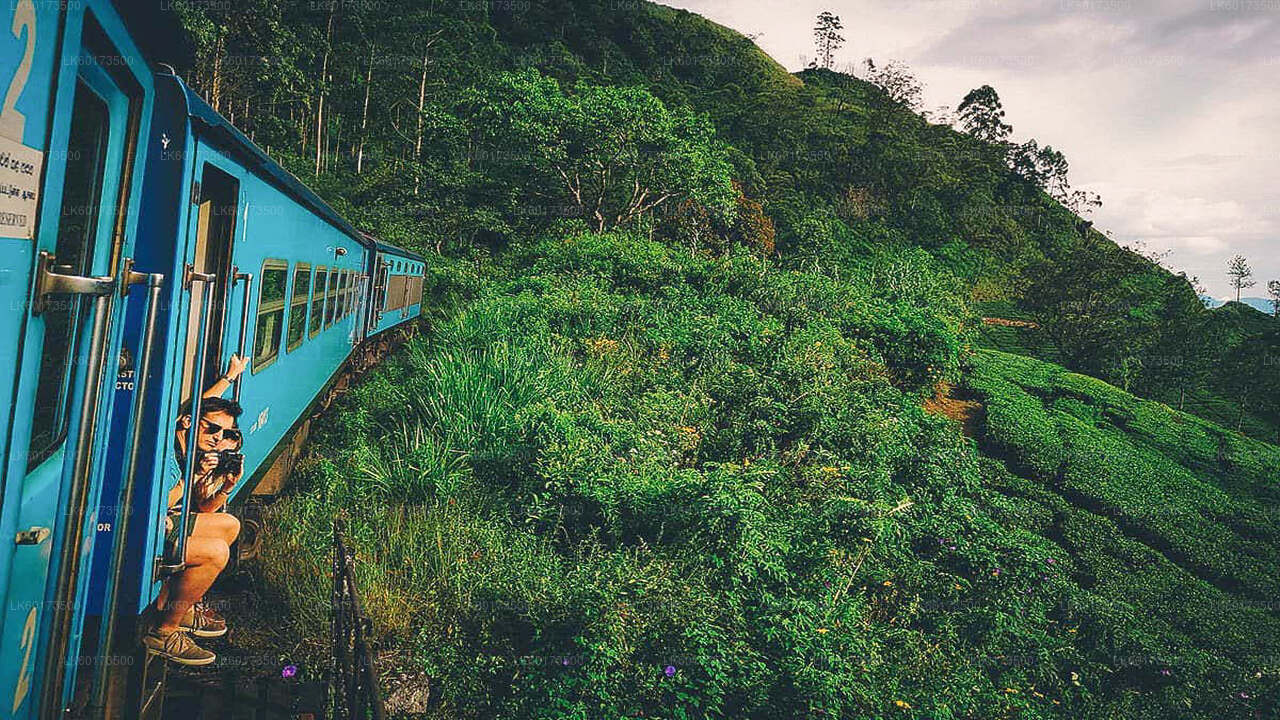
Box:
[208,450,244,475]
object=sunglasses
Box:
[199,418,242,443]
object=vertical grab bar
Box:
[163,268,217,571]
[232,271,253,403]
[36,269,118,717]
[89,268,164,717]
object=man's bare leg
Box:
[192,512,240,546]
[156,536,228,634]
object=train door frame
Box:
[177,162,239,405]
[0,4,152,717]
[149,148,246,589]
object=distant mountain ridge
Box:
[1201,295,1277,315]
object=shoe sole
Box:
[184,626,227,639]
[145,647,216,666]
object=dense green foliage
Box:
[158,2,1280,717]
[260,239,1278,718]
[167,0,1278,436]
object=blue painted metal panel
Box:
[0,0,155,715]
[0,0,66,640]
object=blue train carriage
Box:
[82,65,380,709]
[0,0,156,716]
[365,238,426,338]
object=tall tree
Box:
[314,0,337,178]
[1227,255,1256,303]
[472,69,735,233]
[412,29,446,195]
[356,42,375,175]
[957,85,1012,143]
[812,12,845,70]
[861,59,923,110]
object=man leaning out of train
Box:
[143,371,247,664]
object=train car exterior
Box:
[0,0,156,716]
[2,4,428,717]
[366,239,426,337]
[90,68,373,637]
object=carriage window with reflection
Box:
[310,266,327,338]
[286,263,311,352]
[252,260,288,372]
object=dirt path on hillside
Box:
[923,382,985,438]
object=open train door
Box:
[0,2,151,717]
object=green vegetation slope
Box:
[152,1,1280,717]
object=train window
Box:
[410,275,423,307]
[27,82,111,470]
[333,271,344,320]
[324,269,339,327]
[286,263,311,352]
[309,266,327,338]
[339,271,350,318]
[347,271,356,316]
[386,274,408,312]
[252,260,289,373]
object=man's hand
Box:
[226,354,249,381]
[220,466,244,493]
[196,452,219,479]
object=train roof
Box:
[162,71,371,249]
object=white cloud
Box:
[662,0,1280,294]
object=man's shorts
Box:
[164,511,197,556]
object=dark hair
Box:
[177,396,243,422]
[174,396,244,461]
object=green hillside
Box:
[260,243,1279,718]
[158,1,1280,717]
[167,0,1279,440]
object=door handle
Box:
[30,251,116,315]
[14,527,50,545]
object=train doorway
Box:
[178,164,238,404]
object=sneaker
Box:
[180,602,228,638]
[142,628,216,666]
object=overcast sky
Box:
[663,0,1279,299]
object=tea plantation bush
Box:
[259,239,1279,719]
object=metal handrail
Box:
[90,268,164,716]
[161,268,217,572]
[232,270,253,403]
[38,276,118,717]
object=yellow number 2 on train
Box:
[12,606,37,713]
[1,0,36,142]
